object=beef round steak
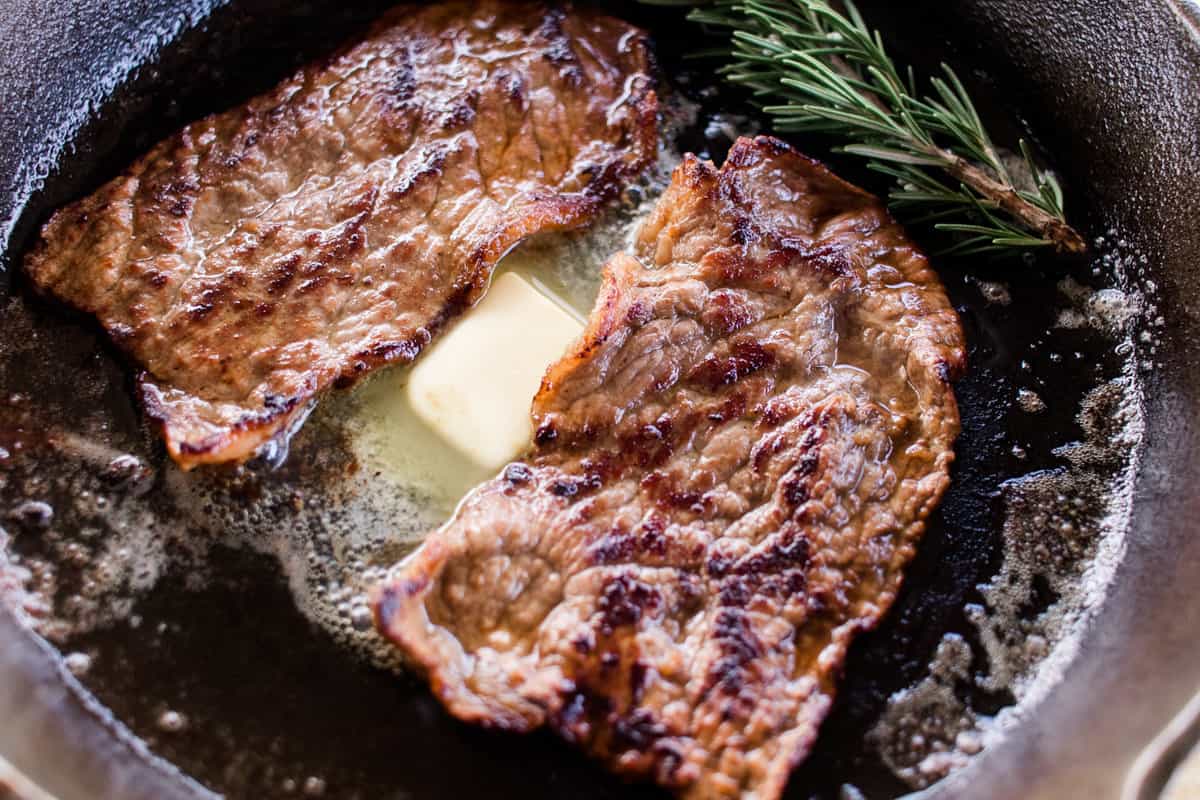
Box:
[374,136,966,800]
[24,0,657,469]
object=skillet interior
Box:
[0,1,1197,799]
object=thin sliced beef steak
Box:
[24,0,657,469]
[374,136,965,800]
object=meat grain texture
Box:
[376,137,966,800]
[24,0,657,468]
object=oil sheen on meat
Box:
[23,0,657,469]
[374,137,966,800]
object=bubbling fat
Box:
[872,374,1144,788]
[870,233,1150,791]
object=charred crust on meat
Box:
[438,90,479,131]
[265,253,302,295]
[706,247,768,284]
[186,303,213,322]
[554,692,588,740]
[729,214,757,246]
[428,282,478,338]
[702,289,756,336]
[496,69,527,111]
[806,242,853,277]
[109,323,136,345]
[578,452,617,489]
[618,417,674,468]
[629,661,650,704]
[760,396,797,428]
[779,427,825,505]
[372,134,965,800]
[739,528,810,579]
[390,47,416,105]
[588,510,672,566]
[624,298,653,327]
[724,135,791,169]
[503,463,532,485]
[706,607,763,700]
[597,573,660,634]
[934,358,952,382]
[707,393,747,424]
[363,337,424,365]
[261,393,293,414]
[638,513,668,556]
[783,455,819,504]
[704,549,732,579]
[611,707,668,753]
[550,478,580,498]
[538,7,584,86]
[680,155,719,191]
[391,146,448,199]
[151,177,199,218]
[556,687,614,744]
[935,355,968,382]
[87,107,969,798]
[687,339,774,392]
[724,140,765,170]
[466,193,597,272]
[640,470,706,513]
[535,422,558,446]
[589,530,633,565]
[217,268,251,291]
[650,740,689,787]
[175,434,226,457]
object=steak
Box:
[24,1,657,469]
[374,137,965,799]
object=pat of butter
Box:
[406,272,582,473]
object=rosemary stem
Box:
[935,149,1088,254]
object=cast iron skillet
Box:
[0,1,1198,799]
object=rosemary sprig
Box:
[649,0,1087,256]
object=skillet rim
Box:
[0,1,1198,798]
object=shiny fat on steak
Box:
[374,136,966,800]
[24,1,657,469]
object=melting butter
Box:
[407,271,583,473]
[353,261,590,516]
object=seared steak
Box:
[25,1,657,469]
[374,137,965,800]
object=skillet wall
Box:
[922,2,1200,797]
[0,1,1198,799]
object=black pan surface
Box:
[0,2,1197,799]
